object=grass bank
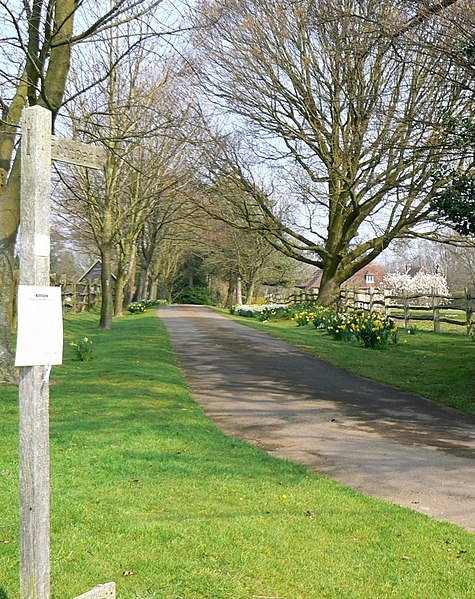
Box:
[0,311,474,598]
[218,309,475,415]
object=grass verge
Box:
[216,309,475,415]
[0,311,474,598]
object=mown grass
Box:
[218,309,475,415]
[0,311,474,598]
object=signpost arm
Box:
[19,105,52,599]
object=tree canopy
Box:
[190,0,473,304]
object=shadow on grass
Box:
[0,588,9,599]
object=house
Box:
[346,264,387,289]
[296,264,387,292]
[77,259,116,283]
[75,259,116,296]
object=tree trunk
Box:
[114,269,125,317]
[124,250,137,306]
[0,154,21,383]
[0,243,18,384]
[225,279,236,308]
[317,270,343,308]
[236,276,243,305]
[99,245,113,329]
[149,279,158,300]
[136,266,149,300]
[245,275,256,304]
[0,2,75,383]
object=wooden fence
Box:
[286,288,474,334]
[50,274,102,313]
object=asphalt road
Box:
[159,304,475,531]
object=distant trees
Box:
[406,1,475,236]
[381,270,450,298]
[199,217,300,306]
[432,173,475,236]
[0,0,178,379]
[57,28,195,326]
[190,0,473,306]
[383,236,475,290]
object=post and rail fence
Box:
[51,274,103,313]
[283,287,474,334]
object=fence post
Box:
[95,278,102,308]
[87,280,92,311]
[369,287,375,314]
[71,282,77,314]
[432,288,440,333]
[466,287,474,335]
[403,291,410,329]
[80,282,89,312]
[384,290,390,317]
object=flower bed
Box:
[127,299,168,314]
[230,303,288,321]
[293,307,399,349]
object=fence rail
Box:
[285,287,474,334]
[50,274,102,313]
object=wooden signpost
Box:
[18,106,112,599]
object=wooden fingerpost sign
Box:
[17,106,111,599]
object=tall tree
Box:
[398,1,475,236]
[58,44,194,325]
[191,0,472,306]
[0,1,178,378]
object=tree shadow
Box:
[0,589,9,599]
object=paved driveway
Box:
[160,305,475,531]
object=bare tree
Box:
[58,39,195,326]
[190,0,472,306]
[0,0,180,380]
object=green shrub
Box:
[231,303,288,319]
[127,301,147,314]
[292,305,399,349]
[177,286,217,305]
[69,337,93,361]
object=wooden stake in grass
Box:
[18,106,109,599]
[19,105,53,599]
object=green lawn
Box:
[218,309,475,415]
[0,311,474,598]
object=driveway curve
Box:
[159,304,475,531]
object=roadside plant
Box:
[293,305,399,349]
[324,311,354,342]
[292,310,317,326]
[354,313,399,349]
[311,306,333,329]
[128,302,147,314]
[231,303,287,319]
[258,305,287,322]
[70,337,93,362]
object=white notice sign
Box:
[15,286,63,366]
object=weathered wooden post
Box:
[70,281,77,313]
[432,288,440,333]
[384,290,390,318]
[17,106,111,599]
[18,105,54,599]
[466,287,474,335]
[369,286,375,314]
[403,291,410,329]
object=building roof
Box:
[346,263,387,288]
[296,264,387,291]
[77,259,117,282]
[295,269,322,290]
